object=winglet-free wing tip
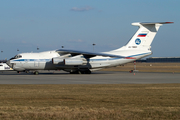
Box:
[165,22,174,24]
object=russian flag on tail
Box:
[137,33,147,37]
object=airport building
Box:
[146,57,180,63]
[0,60,7,63]
[137,57,180,63]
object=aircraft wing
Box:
[56,49,125,58]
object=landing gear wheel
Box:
[78,70,91,74]
[69,70,91,74]
[78,71,82,74]
[85,70,91,74]
[70,71,77,74]
[34,71,39,75]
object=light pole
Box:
[92,43,96,52]
[1,50,3,60]
[17,49,19,55]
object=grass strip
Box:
[0,84,180,119]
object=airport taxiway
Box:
[0,71,180,84]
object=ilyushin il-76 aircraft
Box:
[7,22,173,74]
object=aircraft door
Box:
[34,61,39,67]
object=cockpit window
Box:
[10,54,22,60]
[15,55,22,59]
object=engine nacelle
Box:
[52,56,86,65]
[52,57,64,64]
[64,59,83,65]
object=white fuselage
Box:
[8,48,152,72]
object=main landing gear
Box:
[70,70,91,74]
[33,71,39,75]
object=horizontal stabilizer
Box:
[132,22,173,26]
[140,22,174,25]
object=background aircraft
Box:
[6,22,173,74]
[0,63,13,71]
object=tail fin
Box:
[125,22,173,49]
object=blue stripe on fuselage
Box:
[12,52,151,62]
[13,59,51,62]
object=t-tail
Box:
[109,22,173,60]
[124,22,173,50]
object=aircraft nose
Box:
[6,60,13,68]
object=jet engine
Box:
[52,54,87,65]
[52,57,64,64]
[64,59,83,65]
[52,57,85,65]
